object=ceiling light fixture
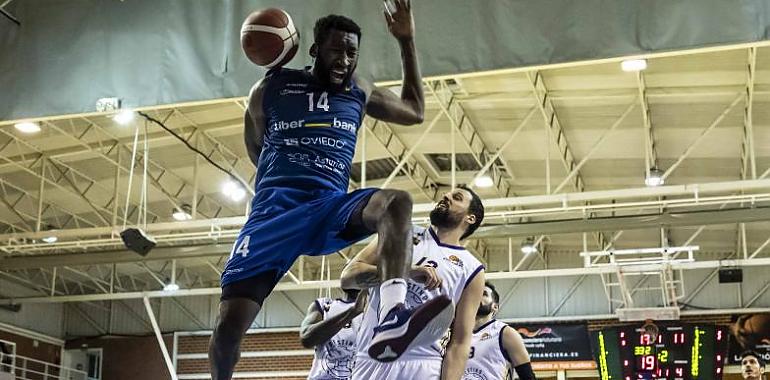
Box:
[621,59,647,72]
[645,167,665,187]
[474,175,494,188]
[520,237,538,255]
[14,122,41,134]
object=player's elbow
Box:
[300,337,315,349]
[339,271,355,290]
[298,330,316,348]
[404,111,424,125]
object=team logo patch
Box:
[444,255,464,267]
[463,367,488,380]
[406,281,429,307]
[480,332,492,341]
[321,339,356,379]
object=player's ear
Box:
[466,214,476,226]
[310,44,318,58]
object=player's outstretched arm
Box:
[244,80,268,168]
[340,240,381,290]
[299,292,367,349]
[358,0,424,126]
[441,271,486,380]
[340,238,443,290]
[503,327,536,380]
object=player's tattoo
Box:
[354,271,381,287]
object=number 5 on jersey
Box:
[307,91,329,112]
[232,235,250,258]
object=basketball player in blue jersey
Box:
[208,2,453,380]
[342,186,487,380]
[301,289,367,380]
[464,282,535,380]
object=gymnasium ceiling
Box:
[1,42,770,304]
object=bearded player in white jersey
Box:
[341,185,486,379]
[300,288,368,380]
[464,282,535,380]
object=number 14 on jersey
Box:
[307,92,329,112]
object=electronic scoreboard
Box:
[591,323,729,380]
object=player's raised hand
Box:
[383,0,414,41]
[410,265,442,290]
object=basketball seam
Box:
[241,24,292,41]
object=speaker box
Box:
[0,304,21,313]
[120,228,156,256]
[718,268,743,283]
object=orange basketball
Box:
[240,8,299,68]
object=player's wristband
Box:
[514,362,536,380]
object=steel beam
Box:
[526,71,585,192]
[7,257,770,303]
[143,296,180,380]
[430,80,515,197]
[364,118,440,200]
[662,94,743,180]
[740,47,758,180]
[553,101,637,194]
[381,108,444,188]
[637,71,658,174]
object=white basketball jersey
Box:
[355,225,485,362]
[308,298,362,380]
[463,320,512,380]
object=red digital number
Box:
[675,367,684,377]
[673,332,685,344]
[641,334,653,345]
[641,355,656,370]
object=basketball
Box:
[240,8,299,68]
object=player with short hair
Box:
[209,2,453,379]
[301,289,367,380]
[463,282,535,380]
[342,185,487,379]
[742,350,767,380]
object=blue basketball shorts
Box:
[220,187,379,290]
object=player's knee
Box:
[213,316,245,345]
[380,189,413,218]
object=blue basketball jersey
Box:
[255,68,367,193]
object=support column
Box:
[143,296,179,380]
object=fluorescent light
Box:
[222,181,246,202]
[645,167,664,187]
[474,175,494,188]
[163,283,180,292]
[172,204,192,221]
[621,59,647,72]
[520,238,538,255]
[113,109,135,125]
[42,236,58,244]
[172,210,192,221]
[14,122,41,134]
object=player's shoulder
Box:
[447,244,484,273]
[260,67,311,88]
[493,319,511,332]
[314,297,333,313]
[412,224,429,237]
[351,72,374,98]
